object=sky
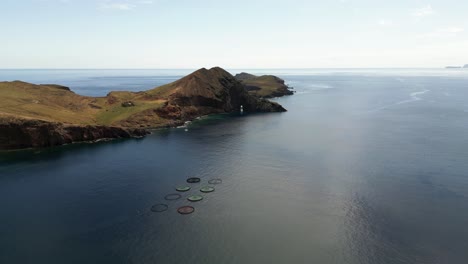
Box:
[1,0,467,68]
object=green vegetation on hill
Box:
[0,81,167,127]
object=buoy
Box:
[187,195,203,202]
[187,177,201,183]
[177,206,195,215]
[176,186,191,192]
[151,204,168,213]
[200,186,215,193]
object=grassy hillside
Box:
[0,68,288,129]
[0,81,169,127]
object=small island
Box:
[0,67,289,150]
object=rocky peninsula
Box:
[0,67,288,150]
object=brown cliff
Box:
[0,117,148,150]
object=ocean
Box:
[1,68,468,263]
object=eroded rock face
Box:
[0,118,148,150]
[160,67,286,118]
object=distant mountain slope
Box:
[0,67,286,149]
[234,72,294,98]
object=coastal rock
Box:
[121,101,135,107]
[0,117,148,150]
[234,72,294,98]
[161,67,286,117]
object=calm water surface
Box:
[1,69,468,263]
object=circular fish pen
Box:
[176,186,191,192]
[164,193,182,201]
[151,204,168,213]
[208,179,222,185]
[177,206,195,215]
[187,195,203,202]
[187,177,201,183]
[200,186,215,193]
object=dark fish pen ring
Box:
[187,177,201,183]
[177,206,195,215]
[151,204,168,213]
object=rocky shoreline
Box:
[0,117,149,150]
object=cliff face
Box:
[0,117,148,150]
[163,67,286,114]
[234,72,294,98]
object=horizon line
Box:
[0,67,458,70]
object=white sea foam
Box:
[307,84,333,90]
[294,91,311,95]
[409,89,430,99]
[369,89,430,112]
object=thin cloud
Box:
[412,5,435,17]
[101,3,135,10]
[418,27,464,38]
[378,19,394,26]
[99,0,153,11]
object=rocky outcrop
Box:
[157,67,286,119]
[121,101,135,107]
[234,72,257,81]
[234,72,294,98]
[0,117,148,150]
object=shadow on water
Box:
[0,112,252,167]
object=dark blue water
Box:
[1,69,468,264]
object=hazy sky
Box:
[1,0,467,68]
